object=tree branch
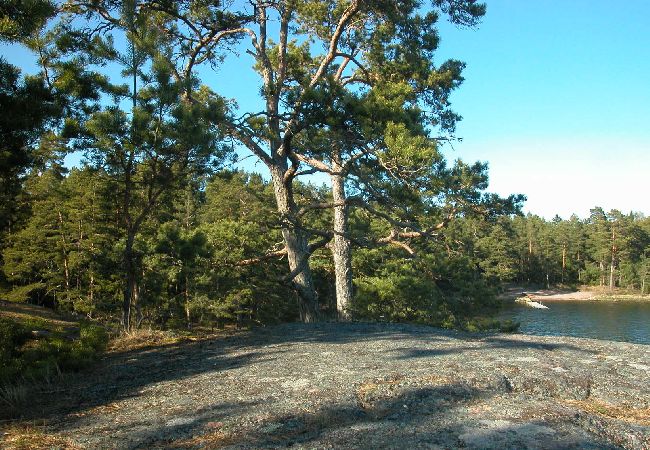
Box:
[334,52,370,80]
[377,230,417,256]
[296,201,347,218]
[291,153,338,175]
[222,120,272,167]
[234,235,332,275]
[308,1,360,89]
[281,235,332,283]
[280,0,361,154]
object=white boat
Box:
[526,300,549,309]
[514,295,550,309]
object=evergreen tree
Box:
[0,62,58,247]
[585,207,611,287]
[476,216,519,283]
[140,0,498,322]
[62,1,231,329]
[3,164,116,312]
[0,0,55,41]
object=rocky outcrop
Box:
[20,323,650,449]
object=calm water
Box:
[498,300,650,345]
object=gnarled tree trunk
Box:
[270,165,319,322]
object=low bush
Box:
[0,316,109,419]
[0,318,30,382]
[460,317,520,333]
[79,321,109,352]
[0,318,109,385]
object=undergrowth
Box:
[0,315,108,418]
[458,317,520,333]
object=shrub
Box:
[461,317,520,333]
[0,318,109,385]
[498,319,520,333]
[0,318,29,382]
[0,318,29,360]
[79,322,109,352]
[4,283,46,303]
[352,274,441,324]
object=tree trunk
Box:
[270,166,318,322]
[122,231,136,331]
[57,211,70,303]
[185,275,192,329]
[609,227,616,291]
[89,241,95,310]
[62,252,70,299]
[89,271,94,312]
[599,261,605,287]
[562,244,566,283]
[133,279,143,328]
[527,238,533,283]
[123,7,138,332]
[331,170,353,321]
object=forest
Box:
[1,0,649,338]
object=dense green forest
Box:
[1,0,648,336]
[449,210,650,291]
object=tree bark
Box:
[527,238,533,283]
[133,278,142,328]
[270,165,318,322]
[331,177,353,320]
[599,261,605,287]
[331,168,353,321]
[185,274,191,329]
[89,270,94,312]
[123,3,138,332]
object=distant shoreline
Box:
[499,286,650,302]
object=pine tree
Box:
[61,1,231,329]
[136,0,501,322]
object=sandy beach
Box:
[522,289,596,301]
[500,286,649,302]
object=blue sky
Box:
[433,0,650,218]
[209,0,650,219]
[2,1,648,219]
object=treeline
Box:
[1,166,511,329]
[467,210,650,291]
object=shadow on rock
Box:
[138,378,616,450]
